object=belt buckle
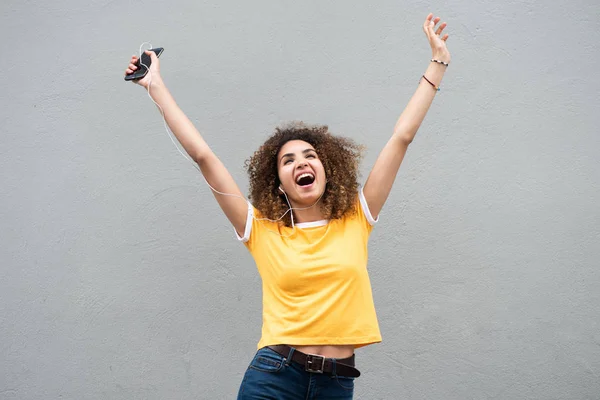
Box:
[305,353,325,374]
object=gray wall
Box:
[2,0,599,399]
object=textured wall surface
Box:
[2,0,599,399]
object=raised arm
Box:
[125,52,249,237]
[363,13,451,219]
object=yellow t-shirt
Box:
[237,188,382,349]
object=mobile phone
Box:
[124,47,164,81]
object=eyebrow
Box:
[280,148,316,161]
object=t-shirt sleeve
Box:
[234,201,254,243]
[234,202,268,252]
[358,187,379,232]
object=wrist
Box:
[145,77,169,100]
[432,51,451,63]
[148,73,164,87]
[145,75,166,93]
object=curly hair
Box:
[245,122,365,227]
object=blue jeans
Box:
[237,347,356,399]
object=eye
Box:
[283,159,293,165]
[306,154,316,159]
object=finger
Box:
[125,68,132,75]
[436,22,447,36]
[428,19,436,35]
[424,17,433,34]
[129,63,138,70]
[431,17,441,34]
[145,50,158,62]
[424,13,433,31]
[442,34,449,42]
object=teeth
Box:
[296,173,314,183]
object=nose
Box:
[297,160,308,168]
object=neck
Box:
[291,204,325,223]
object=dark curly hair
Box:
[245,122,365,227]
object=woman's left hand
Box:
[423,13,451,63]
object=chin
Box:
[294,185,324,203]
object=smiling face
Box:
[277,140,327,206]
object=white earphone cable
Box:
[136,43,327,237]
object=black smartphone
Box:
[124,47,164,81]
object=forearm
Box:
[393,58,448,143]
[363,13,452,216]
[147,76,213,163]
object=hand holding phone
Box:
[124,47,164,84]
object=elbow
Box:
[394,133,414,146]
[193,152,205,166]
[192,149,212,166]
[393,125,418,145]
[401,135,414,145]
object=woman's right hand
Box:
[124,50,161,89]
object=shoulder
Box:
[235,202,283,247]
[331,189,379,234]
[358,187,379,226]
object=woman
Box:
[125,13,450,399]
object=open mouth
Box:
[295,172,315,187]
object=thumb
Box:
[427,20,435,35]
[423,17,434,38]
[145,50,157,62]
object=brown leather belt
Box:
[267,345,361,378]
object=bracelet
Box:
[431,58,449,67]
[421,75,440,92]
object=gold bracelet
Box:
[421,75,440,91]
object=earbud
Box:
[279,186,285,193]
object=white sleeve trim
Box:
[359,187,379,226]
[235,201,253,243]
